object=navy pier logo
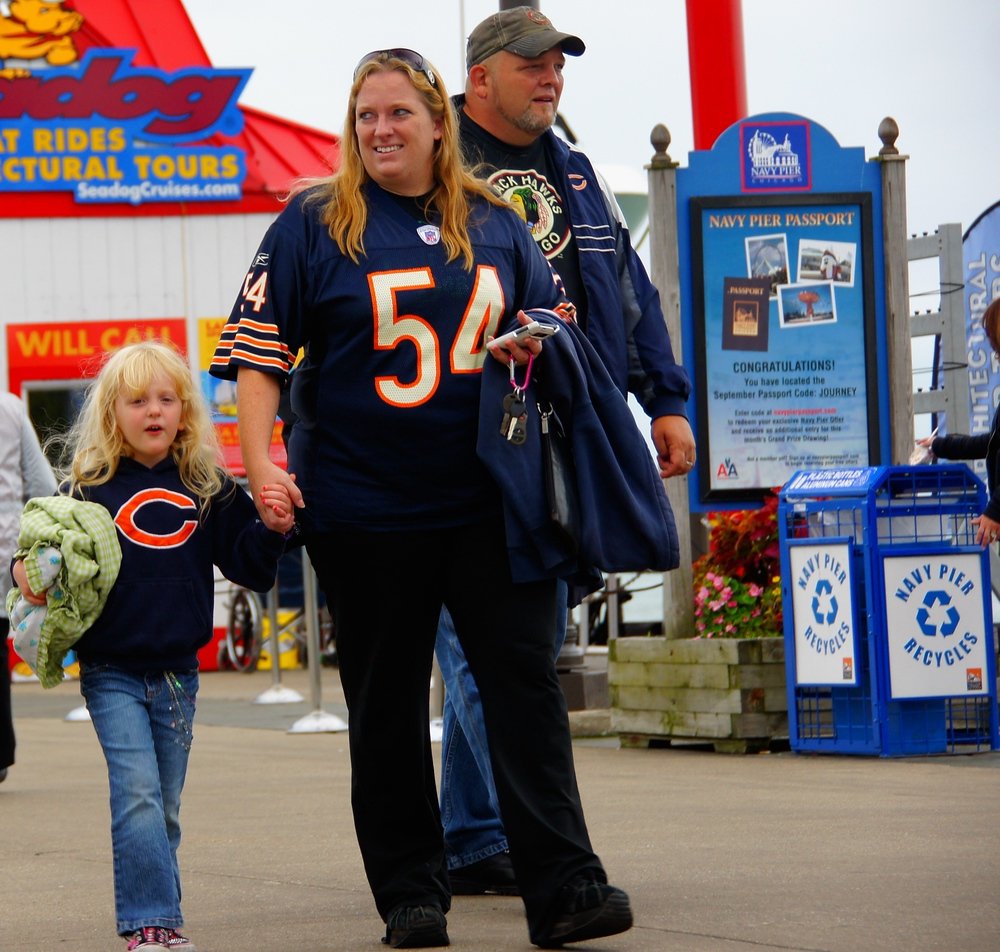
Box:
[740,120,811,192]
[892,561,979,669]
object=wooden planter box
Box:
[608,636,788,753]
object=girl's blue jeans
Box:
[80,664,197,935]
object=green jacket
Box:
[6,496,121,688]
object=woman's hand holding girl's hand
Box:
[12,559,46,606]
[259,481,296,535]
[248,460,302,533]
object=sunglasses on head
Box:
[353,48,437,87]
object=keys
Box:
[500,390,528,444]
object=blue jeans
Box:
[435,582,568,869]
[80,664,198,935]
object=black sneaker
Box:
[449,851,520,896]
[535,877,633,948]
[382,904,449,948]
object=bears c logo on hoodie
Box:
[114,488,198,548]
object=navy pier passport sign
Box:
[677,113,889,508]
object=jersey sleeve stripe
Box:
[210,318,294,375]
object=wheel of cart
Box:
[221,549,336,673]
[226,587,264,672]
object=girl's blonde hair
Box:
[297,50,508,269]
[60,340,225,506]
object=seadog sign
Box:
[0,48,251,204]
[882,553,989,699]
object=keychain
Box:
[499,354,533,444]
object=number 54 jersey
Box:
[210,181,566,534]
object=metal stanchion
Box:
[576,598,590,652]
[429,652,444,743]
[288,549,347,733]
[605,573,620,641]
[254,581,304,705]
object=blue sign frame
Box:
[690,191,880,503]
[677,112,890,511]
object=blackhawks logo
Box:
[488,168,571,260]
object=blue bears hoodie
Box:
[72,456,284,672]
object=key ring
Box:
[508,353,535,391]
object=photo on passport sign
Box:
[777,281,837,328]
[796,238,856,286]
[744,232,789,298]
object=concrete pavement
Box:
[3,664,999,952]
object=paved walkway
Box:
[3,665,999,951]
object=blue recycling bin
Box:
[778,465,999,756]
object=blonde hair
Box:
[59,340,225,507]
[297,51,508,269]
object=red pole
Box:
[685,0,748,150]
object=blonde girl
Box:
[14,340,290,951]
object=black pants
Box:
[307,519,604,940]
[1,619,15,769]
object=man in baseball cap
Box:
[434,5,694,949]
[459,3,692,478]
[466,5,585,69]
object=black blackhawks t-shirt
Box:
[459,110,589,330]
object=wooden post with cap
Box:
[874,116,913,463]
[647,124,695,638]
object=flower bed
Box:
[693,492,782,639]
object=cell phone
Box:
[491,321,560,347]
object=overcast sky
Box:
[182,0,998,238]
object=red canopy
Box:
[3,0,340,218]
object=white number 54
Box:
[369,265,505,407]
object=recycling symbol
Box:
[811,578,838,625]
[915,590,960,637]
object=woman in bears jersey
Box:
[210,49,632,950]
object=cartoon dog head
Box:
[0,0,84,76]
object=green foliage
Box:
[693,492,783,639]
